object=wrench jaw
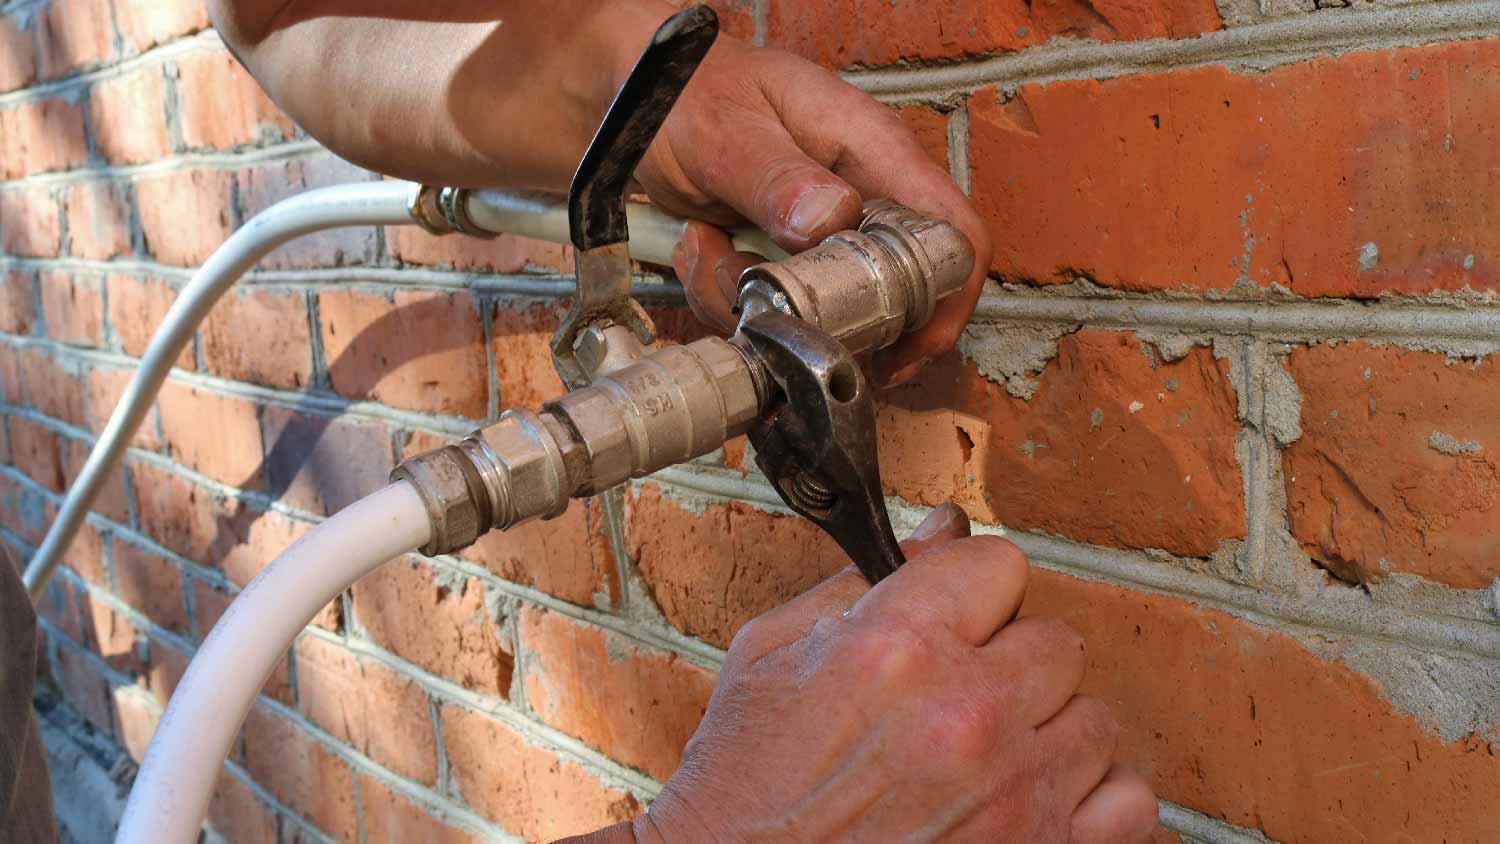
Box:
[738,311,906,584]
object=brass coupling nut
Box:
[735,201,974,354]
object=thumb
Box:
[901,502,971,559]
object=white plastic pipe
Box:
[114,481,431,844]
[23,181,419,600]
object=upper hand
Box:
[627,8,991,387]
[634,503,1159,844]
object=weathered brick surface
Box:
[19,346,84,425]
[0,17,36,92]
[349,556,513,698]
[111,536,189,634]
[626,483,842,648]
[320,288,489,418]
[61,437,131,524]
[491,302,566,409]
[243,705,359,841]
[156,381,264,488]
[880,330,1244,556]
[441,704,641,839]
[0,271,34,335]
[53,644,114,733]
[971,41,1500,295]
[175,48,296,150]
[65,182,134,260]
[207,769,280,844]
[765,0,1220,69]
[0,187,63,257]
[295,636,437,784]
[117,0,210,51]
[463,495,617,609]
[134,169,235,266]
[83,365,158,446]
[39,270,103,347]
[1022,569,1500,844]
[35,0,115,78]
[9,416,64,493]
[1285,343,1500,589]
[111,687,159,762]
[357,774,482,844]
[88,67,172,164]
[261,406,393,516]
[519,606,715,781]
[386,228,571,274]
[105,273,195,368]
[200,286,312,389]
[0,96,87,178]
[237,156,381,268]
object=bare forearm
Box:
[208,0,675,188]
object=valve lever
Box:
[555,5,720,389]
[739,311,905,584]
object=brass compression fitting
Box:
[392,202,974,556]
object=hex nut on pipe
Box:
[389,445,490,556]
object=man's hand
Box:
[611,504,1156,844]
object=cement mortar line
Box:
[1159,803,1279,844]
[846,0,1500,101]
[251,695,526,844]
[34,614,141,691]
[0,28,224,109]
[0,138,331,191]
[220,760,338,844]
[300,625,670,802]
[648,465,1500,661]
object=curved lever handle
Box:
[568,5,719,250]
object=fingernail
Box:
[787,185,849,244]
[714,257,741,308]
[910,502,962,540]
[682,225,701,267]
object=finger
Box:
[981,616,1087,726]
[852,535,1029,646]
[900,502,970,560]
[1070,765,1159,844]
[674,222,759,332]
[1035,695,1120,809]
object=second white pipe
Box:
[113,480,432,844]
[23,181,418,599]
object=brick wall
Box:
[3,1,1499,842]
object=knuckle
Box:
[836,622,928,684]
[962,535,1031,580]
[727,616,774,660]
[1031,616,1086,661]
[911,697,996,766]
[1071,695,1120,749]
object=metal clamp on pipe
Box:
[392,4,974,583]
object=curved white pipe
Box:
[23,181,418,600]
[114,481,431,844]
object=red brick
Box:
[1285,343,1500,589]
[201,286,311,389]
[319,288,488,418]
[880,329,1243,556]
[83,365,159,447]
[0,271,34,335]
[105,273,194,368]
[65,181,133,260]
[0,96,87,178]
[19,346,84,425]
[36,577,84,643]
[349,557,513,698]
[35,0,115,78]
[261,405,392,517]
[765,0,1219,69]
[88,67,171,164]
[237,157,381,268]
[441,704,640,839]
[135,169,235,266]
[78,590,140,674]
[214,507,314,592]
[466,499,618,608]
[519,606,714,781]
[112,537,189,634]
[625,484,842,648]
[243,706,359,841]
[491,302,565,410]
[53,644,114,734]
[971,42,1500,295]
[9,416,63,492]
[0,472,53,547]
[139,636,192,708]
[0,344,17,404]
[111,687,159,762]
[386,228,571,274]
[1022,569,1500,844]
[157,381,263,488]
[175,48,296,150]
[129,460,217,559]
[898,105,950,171]
[115,0,209,52]
[64,519,106,586]
[357,774,481,844]
[0,187,63,257]
[207,768,279,844]
[0,17,35,92]
[38,270,103,347]
[295,636,437,784]
[62,438,131,524]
